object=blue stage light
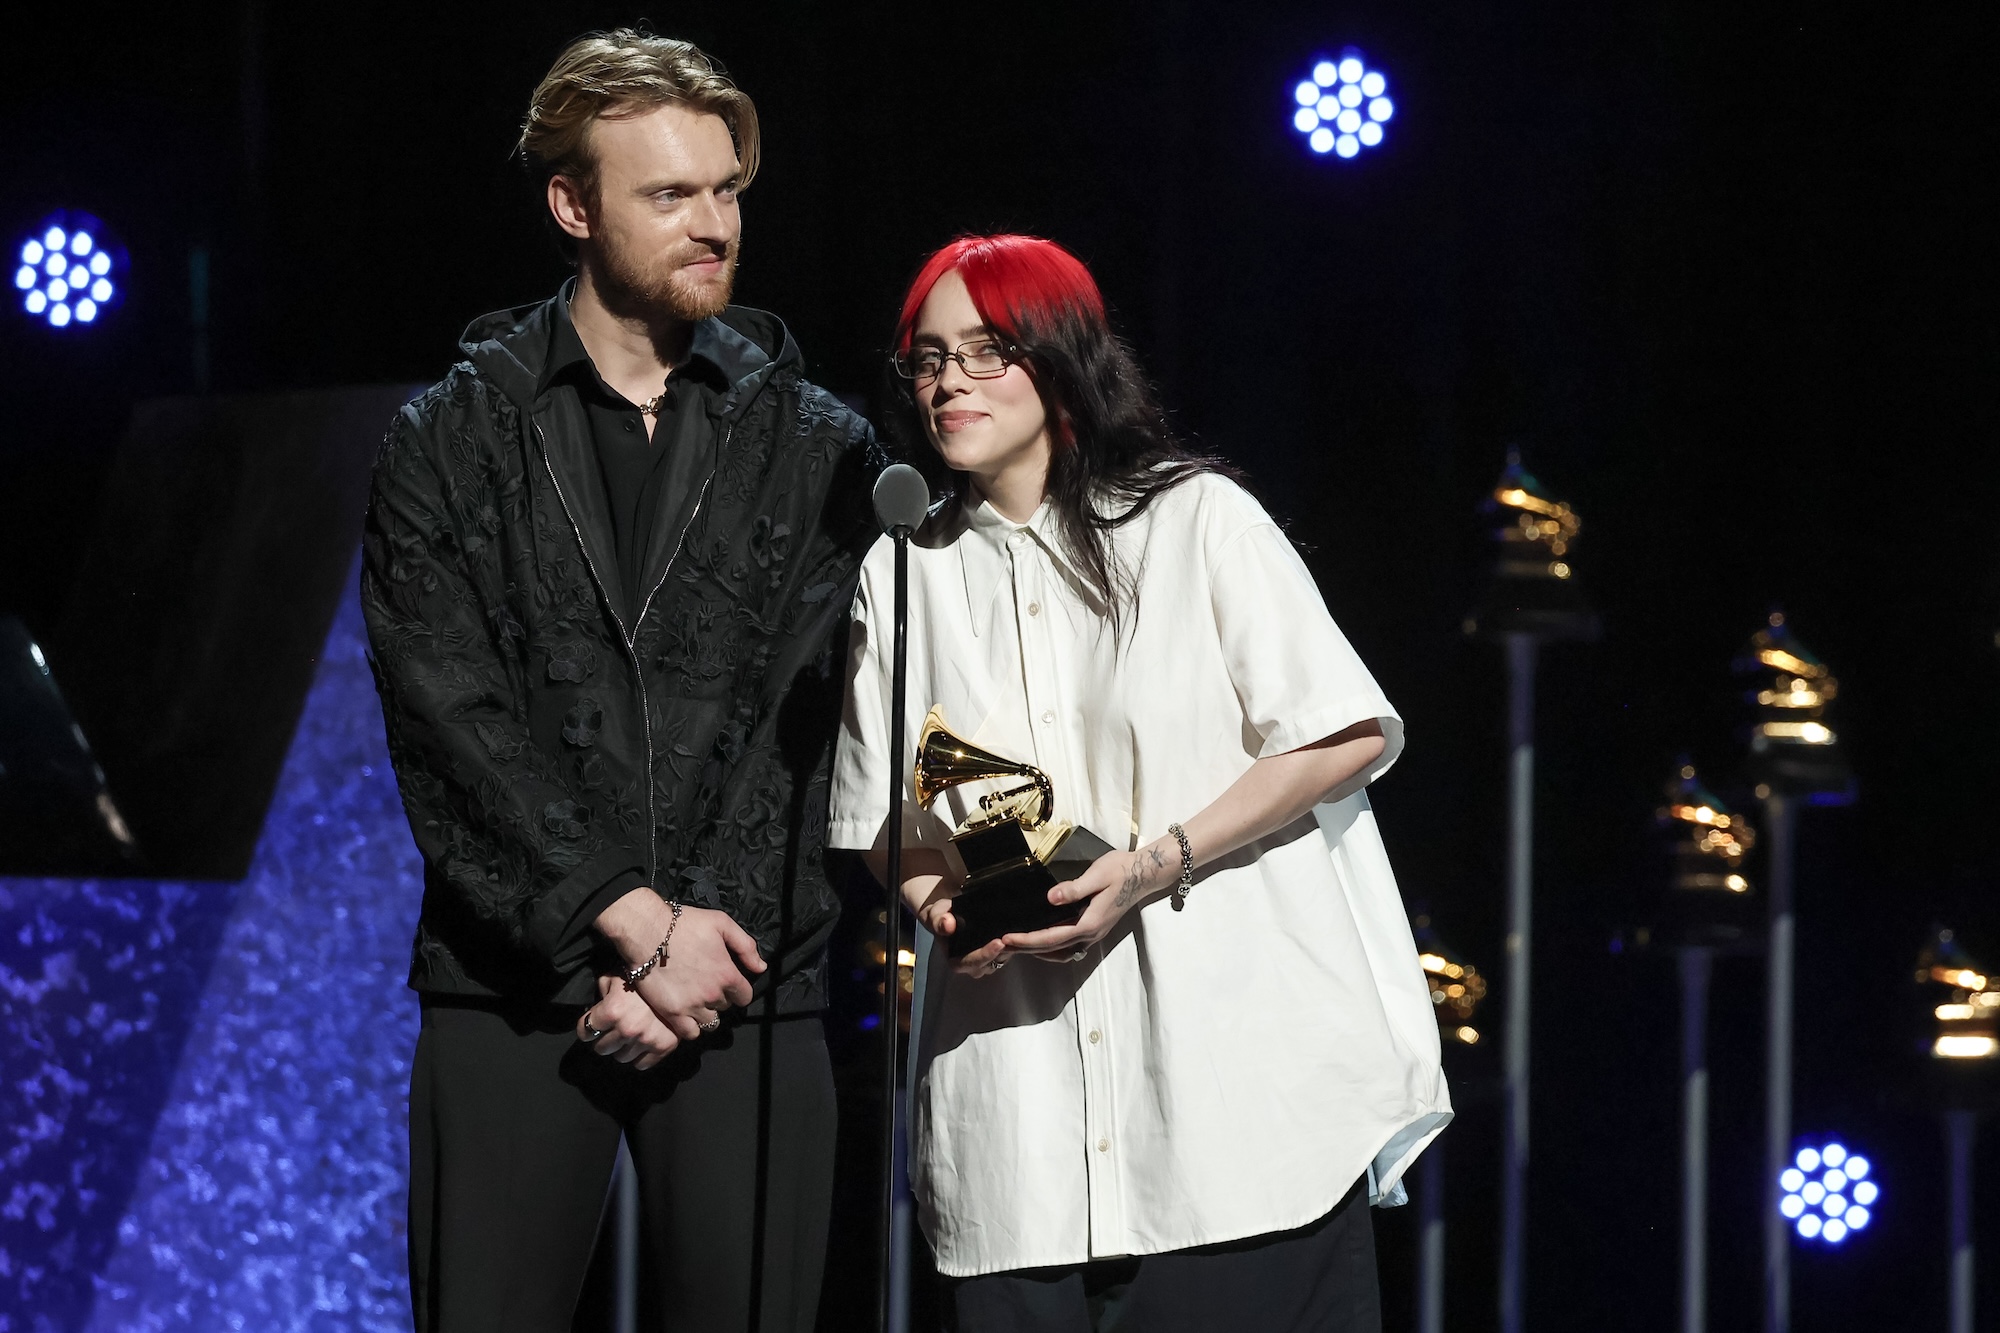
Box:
[1290,50,1393,160]
[1782,1140,1877,1243]
[16,212,122,329]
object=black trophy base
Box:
[946,823,1113,957]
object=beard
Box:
[594,231,740,324]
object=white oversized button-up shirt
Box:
[829,473,1449,1278]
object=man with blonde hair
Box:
[362,28,877,1331]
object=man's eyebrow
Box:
[631,172,740,195]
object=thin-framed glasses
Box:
[891,339,1020,382]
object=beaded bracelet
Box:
[1167,823,1195,911]
[621,901,683,992]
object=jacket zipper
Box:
[534,420,715,888]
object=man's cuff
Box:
[534,859,647,973]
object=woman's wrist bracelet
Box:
[622,901,683,991]
[1166,823,1195,911]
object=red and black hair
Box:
[886,234,1232,625]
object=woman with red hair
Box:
[829,236,1448,1330]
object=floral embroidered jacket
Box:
[361,293,879,1009]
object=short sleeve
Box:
[1208,519,1405,780]
[828,563,891,850]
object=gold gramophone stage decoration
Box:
[1654,760,1760,946]
[1658,761,1756,895]
[1410,913,1486,1048]
[1421,947,1487,1048]
[1916,929,2000,1062]
[1464,451,1599,640]
[915,708,1113,956]
[1740,612,1855,800]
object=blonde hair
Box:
[519,29,760,195]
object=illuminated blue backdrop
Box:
[1,577,422,1331]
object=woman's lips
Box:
[935,411,985,433]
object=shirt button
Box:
[1040,710,1054,725]
[1088,1029,1101,1044]
[1096,1138,1110,1153]
[1009,531,1030,549]
[1027,601,1041,616]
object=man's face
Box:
[557,102,742,321]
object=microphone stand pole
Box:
[879,525,911,1333]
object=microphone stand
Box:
[879,521,911,1333]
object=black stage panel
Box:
[39,385,422,879]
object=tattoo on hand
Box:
[1114,846,1169,909]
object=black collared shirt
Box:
[541,297,731,625]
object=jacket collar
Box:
[458,279,798,417]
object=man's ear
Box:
[547,175,593,242]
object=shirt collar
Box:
[536,278,734,400]
[956,496,1099,638]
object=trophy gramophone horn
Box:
[909,706,1106,955]
[913,708,1054,829]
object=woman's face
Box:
[909,270,1052,498]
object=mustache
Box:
[669,238,736,268]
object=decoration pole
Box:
[1680,946,1714,1333]
[1498,632,1536,1333]
[1946,1110,1975,1333]
[1760,794,1795,1333]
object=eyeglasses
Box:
[891,339,1020,382]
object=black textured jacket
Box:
[361,291,878,1009]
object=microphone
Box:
[872,461,928,1333]
[873,463,931,537]
[872,462,932,536]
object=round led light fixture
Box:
[1290,50,1394,159]
[15,211,124,329]
[1780,1141,1877,1243]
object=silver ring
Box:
[1065,949,1089,963]
[990,957,1009,972]
[700,1019,722,1033]
[581,1016,607,1044]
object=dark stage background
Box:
[3,2,1997,1329]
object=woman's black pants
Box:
[949,1177,1381,1333]
[406,997,836,1333]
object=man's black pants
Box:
[408,997,837,1333]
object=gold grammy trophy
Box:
[914,708,1113,956]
